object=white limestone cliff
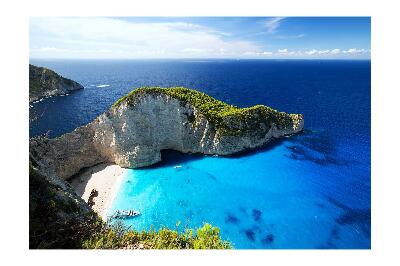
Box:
[29,88,304,180]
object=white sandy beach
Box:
[70,163,126,220]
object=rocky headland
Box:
[29,64,84,102]
[30,87,304,180]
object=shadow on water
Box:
[122,130,309,170]
[139,149,204,169]
[284,129,357,167]
[318,197,371,248]
[137,135,294,169]
[227,137,289,159]
[221,128,350,167]
[328,197,371,234]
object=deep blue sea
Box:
[29,59,371,249]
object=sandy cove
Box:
[70,163,126,220]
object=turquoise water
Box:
[108,135,370,249]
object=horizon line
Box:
[29,57,371,61]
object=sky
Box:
[30,17,371,59]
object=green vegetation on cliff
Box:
[113,87,301,135]
[82,222,232,249]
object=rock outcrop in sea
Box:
[29,64,84,102]
[30,87,304,180]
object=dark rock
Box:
[225,213,239,225]
[245,229,256,242]
[252,209,262,221]
[262,234,274,245]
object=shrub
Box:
[82,221,232,249]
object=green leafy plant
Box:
[82,221,232,249]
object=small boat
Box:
[112,209,141,219]
[173,165,182,169]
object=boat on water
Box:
[111,209,141,219]
[173,165,182,169]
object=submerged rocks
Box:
[30,87,304,180]
[29,64,84,102]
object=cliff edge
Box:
[29,64,84,102]
[30,87,304,180]
[29,161,99,248]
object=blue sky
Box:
[30,17,371,59]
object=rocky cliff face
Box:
[30,87,304,180]
[29,64,84,102]
[29,161,99,248]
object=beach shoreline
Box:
[70,163,126,220]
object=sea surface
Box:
[29,59,371,249]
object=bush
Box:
[82,221,232,249]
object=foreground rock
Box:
[29,162,99,248]
[29,64,84,102]
[30,87,304,180]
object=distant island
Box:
[29,64,84,103]
[29,83,304,249]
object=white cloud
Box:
[273,34,305,39]
[330,49,341,54]
[244,48,370,58]
[243,51,273,56]
[262,51,273,55]
[305,49,317,55]
[182,48,207,54]
[30,17,261,59]
[30,46,66,52]
[264,17,285,34]
[343,48,369,54]
[317,50,330,54]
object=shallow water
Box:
[108,135,370,249]
[29,59,370,248]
